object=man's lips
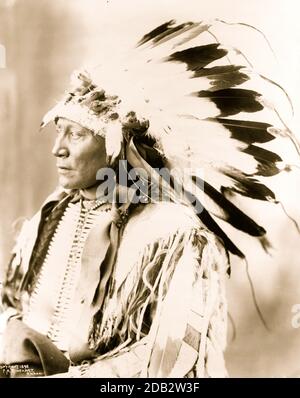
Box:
[57,164,72,169]
[57,165,72,173]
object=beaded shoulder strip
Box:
[23,201,109,351]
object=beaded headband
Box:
[41,70,123,137]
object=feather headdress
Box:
[41,19,299,259]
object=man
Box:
[0,69,228,377]
[0,20,293,377]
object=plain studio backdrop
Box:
[0,0,300,377]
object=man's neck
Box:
[80,184,107,201]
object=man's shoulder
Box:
[124,201,227,253]
[115,201,228,287]
[125,201,198,237]
[122,201,222,250]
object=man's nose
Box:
[52,134,69,158]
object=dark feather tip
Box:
[137,20,175,46]
[221,172,276,201]
[194,177,266,237]
[195,65,250,90]
[207,118,275,144]
[197,89,263,117]
[242,145,282,176]
[167,44,228,71]
[150,22,195,46]
[185,189,245,258]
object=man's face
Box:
[52,117,107,190]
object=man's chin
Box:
[58,177,98,191]
[58,177,79,190]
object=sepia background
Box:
[1,0,300,377]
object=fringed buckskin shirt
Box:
[0,189,228,378]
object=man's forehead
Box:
[56,117,90,132]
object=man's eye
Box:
[70,130,84,139]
